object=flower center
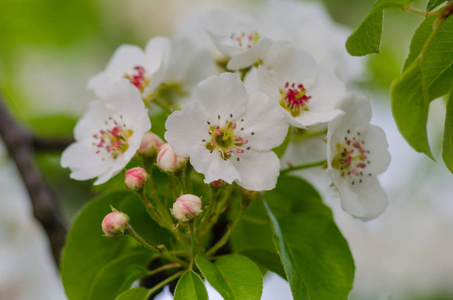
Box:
[92,116,133,160]
[331,130,371,185]
[231,32,261,52]
[124,65,150,93]
[202,114,253,161]
[279,82,311,117]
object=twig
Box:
[0,93,67,266]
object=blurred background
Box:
[1,0,453,299]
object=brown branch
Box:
[0,93,67,266]
[32,136,74,151]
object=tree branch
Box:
[0,93,67,266]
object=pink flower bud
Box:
[125,167,148,191]
[157,143,187,173]
[172,194,202,222]
[102,211,129,237]
[137,132,164,157]
[211,179,225,189]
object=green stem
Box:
[280,160,327,175]
[151,97,173,115]
[205,197,247,257]
[188,222,197,268]
[175,171,187,194]
[197,187,219,234]
[137,189,165,224]
[126,224,161,253]
[147,263,182,276]
[146,270,185,297]
[290,128,328,142]
[405,5,441,17]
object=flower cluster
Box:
[61,0,390,226]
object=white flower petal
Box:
[332,171,388,221]
[165,102,209,157]
[232,150,280,191]
[191,149,241,184]
[241,92,288,151]
[226,37,272,70]
[364,125,391,175]
[293,109,343,127]
[145,37,171,74]
[192,73,248,119]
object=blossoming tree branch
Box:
[5,0,445,299]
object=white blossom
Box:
[88,37,170,100]
[327,93,390,220]
[61,80,151,185]
[204,10,272,70]
[165,73,288,191]
[255,42,344,128]
[261,0,364,81]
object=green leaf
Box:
[442,88,453,173]
[391,57,433,158]
[195,255,263,300]
[61,192,134,300]
[426,0,447,11]
[266,175,332,220]
[61,191,171,300]
[87,252,153,300]
[116,287,149,300]
[346,0,411,56]
[239,248,286,279]
[174,270,208,300]
[421,16,453,99]
[403,16,435,71]
[391,16,453,158]
[265,203,355,300]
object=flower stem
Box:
[125,224,161,253]
[280,160,327,175]
[405,5,441,17]
[290,128,327,142]
[147,263,182,276]
[188,222,197,268]
[146,270,185,297]
[151,97,173,115]
[126,224,189,267]
[137,189,165,225]
[205,195,247,257]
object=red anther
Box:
[353,141,360,148]
[351,169,359,176]
[216,130,222,136]
[298,84,303,89]
[112,141,121,148]
[359,148,366,154]
[291,83,295,88]
[211,140,215,147]
[215,125,220,129]
[231,123,237,129]
[357,163,366,168]
[225,149,233,153]
[237,148,244,153]
[241,138,248,144]
[285,82,289,88]
[360,155,367,161]
[106,146,112,152]
[347,149,354,154]
[346,140,351,145]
